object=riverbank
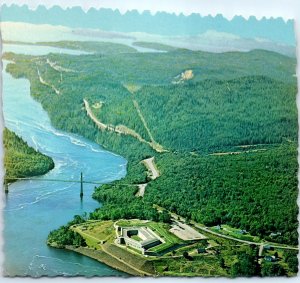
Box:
[3,54,127,277]
[65,246,141,276]
[50,213,299,277]
[3,128,55,185]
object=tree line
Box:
[3,128,54,183]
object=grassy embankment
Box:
[50,215,298,277]
[69,220,156,276]
[66,219,225,277]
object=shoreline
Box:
[3,57,131,276]
[65,245,145,277]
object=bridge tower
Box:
[4,181,9,194]
[80,172,83,199]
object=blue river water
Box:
[2,44,127,277]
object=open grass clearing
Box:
[74,220,115,244]
[211,224,261,243]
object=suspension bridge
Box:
[3,172,134,198]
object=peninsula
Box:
[3,128,55,185]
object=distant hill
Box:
[0,4,295,46]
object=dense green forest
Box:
[91,143,298,245]
[135,77,297,151]
[3,128,55,183]
[47,215,87,248]
[4,44,298,247]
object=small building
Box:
[264,256,276,262]
[264,245,273,251]
[197,248,206,254]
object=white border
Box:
[0,1,299,283]
[0,0,300,19]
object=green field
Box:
[211,225,261,243]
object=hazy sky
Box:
[1,0,300,20]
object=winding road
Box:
[143,157,160,180]
[136,157,160,197]
[83,98,165,152]
[166,211,299,252]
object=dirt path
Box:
[165,209,299,251]
[136,157,160,197]
[135,157,160,198]
[37,67,60,95]
[133,99,155,142]
[46,58,76,73]
[73,226,151,276]
[132,99,166,153]
[193,224,298,251]
[210,149,267,156]
[143,157,160,180]
[135,183,147,197]
[84,99,148,142]
[259,245,264,257]
[83,99,108,130]
[84,99,165,153]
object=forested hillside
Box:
[4,44,298,245]
[135,76,297,151]
[3,128,55,183]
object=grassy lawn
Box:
[116,219,149,227]
[126,245,143,255]
[87,221,114,239]
[149,242,174,253]
[131,235,143,242]
[210,224,261,243]
[73,220,115,248]
[72,227,100,249]
[147,222,181,244]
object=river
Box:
[2,44,128,277]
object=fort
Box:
[116,225,163,254]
